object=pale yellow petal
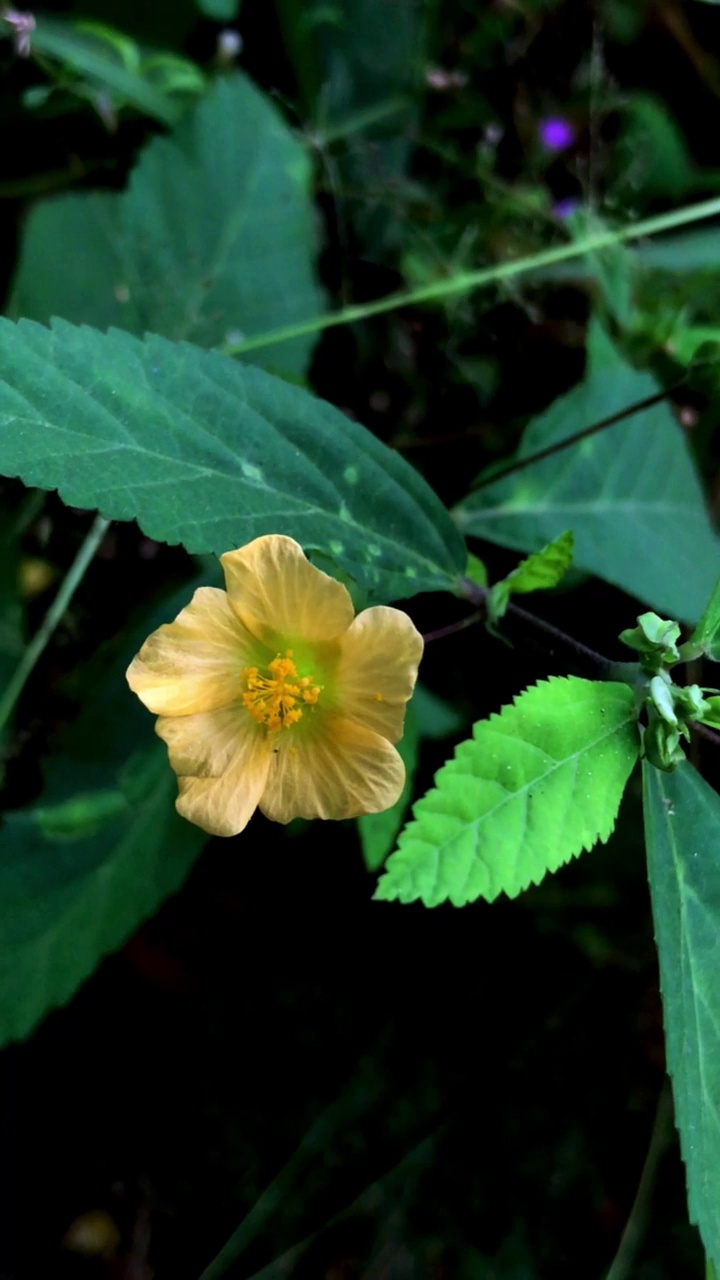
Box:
[156,704,272,836]
[220,535,354,646]
[259,718,405,823]
[154,702,259,776]
[126,586,255,715]
[335,606,423,742]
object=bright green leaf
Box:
[643,760,720,1272]
[376,677,640,907]
[10,74,322,382]
[465,551,488,588]
[489,530,573,621]
[667,326,720,366]
[0,318,465,603]
[358,705,419,873]
[454,322,720,624]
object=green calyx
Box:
[619,612,720,770]
[619,611,682,672]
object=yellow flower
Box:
[126,535,424,837]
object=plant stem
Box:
[0,514,109,735]
[423,609,484,644]
[458,579,614,677]
[468,387,678,492]
[222,194,720,357]
[603,1079,675,1280]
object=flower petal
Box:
[335,606,423,742]
[259,718,405,823]
[221,535,354,646]
[127,587,254,715]
[156,703,272,836]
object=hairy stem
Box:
[222,195,720,357]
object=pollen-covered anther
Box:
[241,650,321,731]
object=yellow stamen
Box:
[241,650,321,732]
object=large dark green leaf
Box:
[455,322,720,623]
[0,578,212,1046]
[643,760,720,1270]
[10,74,323,382]
[0,748,205,1045]
[0,318,465,602]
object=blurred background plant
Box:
[4,0,720,1277]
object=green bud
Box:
[643,708,686,771]
[649,675,678,726]
[673,683,711,722]
[619,612,681,669]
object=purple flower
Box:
[552,198,579,220]
[539,117,575,153]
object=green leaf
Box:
[28,17,185,125]
[10,74,323,382]
[643,760,720,1271]
[376,677,640,907]
[0,318,465,603]
[412,683,465,740]
[0,746,205,1045]
[358,705,419,873]
[617,95,709,200]
[464,551,488,588]
[359,684,467,871]
[489,530,573,621]
[667,326,720,367]
[454,322,720,624]
[691,577,720,661]
[0,574,214,1046]
[197,0,241,17]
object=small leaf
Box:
[376,677,640,907]
[358,706,419,873]
[464,552,487,588]
[0,318,465,603]
[489,530,573,621]
[643,761,720,1272]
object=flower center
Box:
[241,650,321,733]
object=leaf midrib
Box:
[405,701,638,897]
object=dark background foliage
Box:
[2,0,720,1275]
